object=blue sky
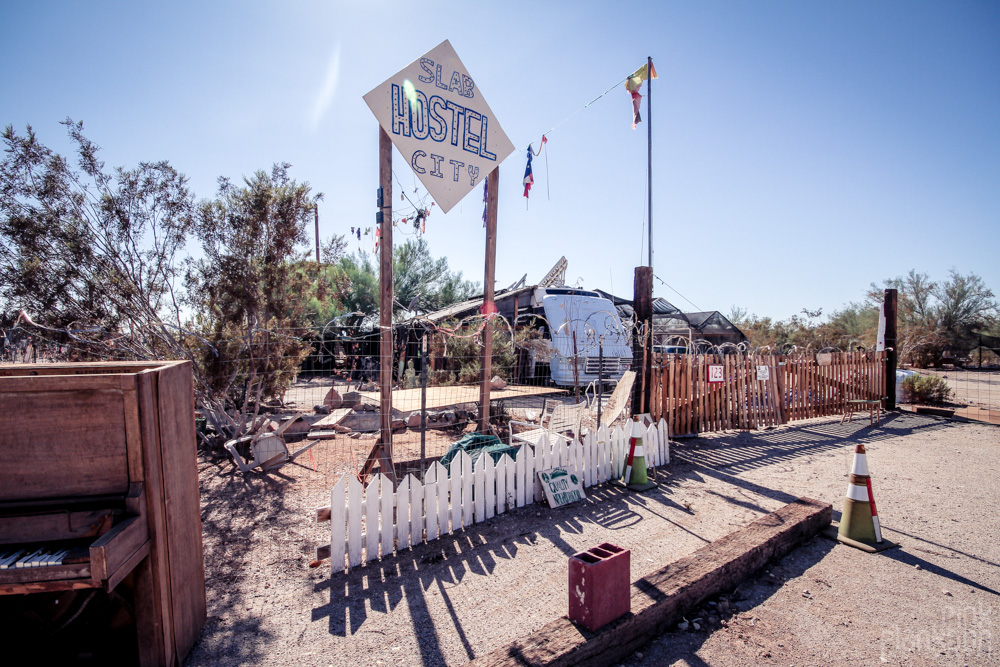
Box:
[2,1,997,320]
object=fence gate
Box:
[651,351,886,436]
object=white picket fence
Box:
[323,420,670,574]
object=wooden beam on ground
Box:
[467,497,832,667]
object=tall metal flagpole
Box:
[647,55,653,271]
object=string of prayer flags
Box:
[625,61,657,129]
[413,204,433,234]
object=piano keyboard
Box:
[0,547,71,569]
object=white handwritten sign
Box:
[363,40,515,213]
[756,365,770,381]
[538,467,586,508]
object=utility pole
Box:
[314,202,321,265]
[633,267,653,414]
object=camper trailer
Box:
[530,287,632,388]
[397,258,635,389]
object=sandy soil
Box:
[185,411,999,667]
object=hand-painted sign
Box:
[363,40,515,213]
[707,364,724,383]
[756,365,770,381]
[538,467,586,508]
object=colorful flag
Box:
[625,61,657,128]
[625,62,658,92]
[631,90,642,129]
[522,147,534,198]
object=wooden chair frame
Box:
[509,400,585,449]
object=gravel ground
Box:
[618,412,1000,667]
[185,411,999,666]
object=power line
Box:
[654,273,703,312]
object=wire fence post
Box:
[597,336,604,426]
[420,333,428,480]
[572,331,581,404]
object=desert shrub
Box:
[900,374,952,405]
[429,318,519,386]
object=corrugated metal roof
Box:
[416,285,535,323]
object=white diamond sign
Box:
[363,40,515,214]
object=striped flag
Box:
[522,147,534,198]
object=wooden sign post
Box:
[479,167,499,433]
[377,128,396,482]
[362,39,515,473]
[359,129,398,485]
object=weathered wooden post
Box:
[362,38,515,453]
[479,167,500,433]
[633,266,653,414]
[884,288,898,410]
[366,128,398,485]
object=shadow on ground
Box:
[301,411,954,665]
[188,449,304,663]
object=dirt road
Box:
[186,411,999,666]
[618,412,999,666]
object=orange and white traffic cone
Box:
[835,444,897,552]
[619,416,657,492]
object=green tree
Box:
[825,301,879,349]
[870,270,998,365]
[0,120,194,345]
[320,232,348,265]
[185,164,319,436]
[331,237,478,322]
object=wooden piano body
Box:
[0,361,206,665]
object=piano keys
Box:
[0,360,206,666]
[1,546,85,569]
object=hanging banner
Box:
[363,40,515,214]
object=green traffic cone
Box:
[832,443,898,553]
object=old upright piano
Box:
[0,361,206,665]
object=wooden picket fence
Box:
[319,420,670,574]
[651,350,887,436]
